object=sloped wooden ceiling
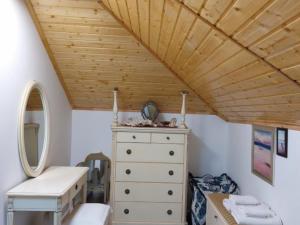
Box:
[100,0,300,128]
[27,0,212,113]
[27,0,300,128]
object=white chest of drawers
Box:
[111,126,189,225]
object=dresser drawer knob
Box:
[124,209,129,215]
[166,136,170,140]
[126,149,132,155]
[75,184,78,190]
[125,169,131,175]
[132,135,136,139]
[169,151,174,156]
[125,189,130,195]
[168,190,173,196]
[167,210,173,215]
[169,170,174,176]
[214,215,218,219]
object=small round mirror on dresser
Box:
[141,101,159,121]
[18,81,50,177]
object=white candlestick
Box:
[180,91,188,128]
[112,87,119,127]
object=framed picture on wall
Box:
[252,125,275,185]
[277,128,288,158]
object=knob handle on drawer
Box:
[168,190,173,196]
[167,210,173,215]
[75,184,78,190]
[125,169,131,175]
[132,135,136,139]
[166,136,170,140]
[124,209,129,214]
[169,170,174,176]
[169,151,174,156]
[126,149,132,155]
[214,215,218,219]
[125,189,130,195]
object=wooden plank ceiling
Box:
[28,0,300,128]
[27,0,211,113]
[100,0,300,128]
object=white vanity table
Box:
[7,166,89,225]
[7,167,88,225]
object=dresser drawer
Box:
[151,133,185,144]
[70,174,86,200]
[117,132,150,143]
[114,182,183,202]
[116,143,184,163]
[114,202,182,223]
[115,163,184,183]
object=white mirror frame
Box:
[18,80,50,177]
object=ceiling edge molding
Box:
[176,0,300,90]
[99,1,228,121]
[25,0,74,106]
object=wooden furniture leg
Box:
[53,211,62,225]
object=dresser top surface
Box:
[7,166,88,197]
[111,126,190,134]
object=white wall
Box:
[0,1,72,225]
[71,111,229,176]
[227,123,300,225]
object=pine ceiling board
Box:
[200,0,234,24]
[106,0,122,19]
[214,93,300,108]
[37,13,121,27]
[164,7,196,65]
[171,18,211,70]
[149,0,165,52]
[267,44,300,69]
[138,0,150,45]
[30,0,211,113]
[191,50,257,89]
[283,65,300,82]
[186,39,241,83]
[233,0,300,47]
[31,0,100,8]
[201,60,274,91]
[126,0,141,38]
[203,71,288,99]
[216,0,272,36]
[210,81,299,103]
[249,17,300,58]
[115,0,132,29]
[157,0,181,59]
[181,30,228,77]
[183,0,205,13]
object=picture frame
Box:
[277,128,288,158]
[252,125,275,185]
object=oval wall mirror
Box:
[18,81,50,177]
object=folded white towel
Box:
[230,195,261,205]
[232,210,282,225]
[223,199,232,212]
[241,206,274,219]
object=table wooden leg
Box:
[53,211,62,225]
[83,182,87,203]
[7,211,14,225]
